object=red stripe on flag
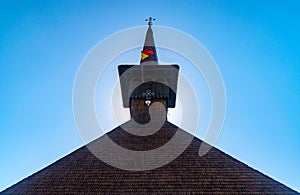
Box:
[142,49,155,56]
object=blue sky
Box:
[0,0,299,192]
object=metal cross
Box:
[145,17,156,25]
[142,89,155,100]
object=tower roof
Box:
[140,17,158,65]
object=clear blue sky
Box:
[0,0,299,192]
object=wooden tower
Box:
[118,17,179,124]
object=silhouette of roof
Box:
[2,122,298,194]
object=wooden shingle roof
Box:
[2,122,298,194]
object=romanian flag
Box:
[141,49,155,60]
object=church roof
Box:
[2,122,298,194]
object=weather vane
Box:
[145,17,156,25]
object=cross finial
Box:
[145,17,156,26]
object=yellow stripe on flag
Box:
[141,53,149,60]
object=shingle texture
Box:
[2,122,298,194]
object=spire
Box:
[140,17,158,65]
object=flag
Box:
[141,49,155,60]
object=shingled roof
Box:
[2,122,298,194]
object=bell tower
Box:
[118,18,179,124]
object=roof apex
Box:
[140,17,158,65]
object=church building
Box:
[2,18,297,194]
